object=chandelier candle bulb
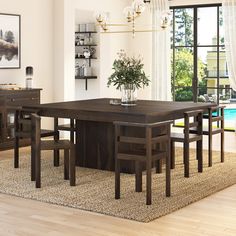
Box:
[96,0,170,35]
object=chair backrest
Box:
[14,108,40,138]
[208,105,225,130]
[114,120,173,153]
[184,110,203,140]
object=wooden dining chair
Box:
[114,120,172,205]
[14,108,59,171]
[189,105,225,167]
[31,114,76,188]
[15,112,76,188]
[171,110,203,178]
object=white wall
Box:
[0,0,54,104]
[54,0,75,102]
[130,9,153,100]
[74,0,131,100]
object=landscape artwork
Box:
[0,13,20,68]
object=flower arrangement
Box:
[107,50,150,90]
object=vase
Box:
[121,84,137,106]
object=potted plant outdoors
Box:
[107,50,150,106]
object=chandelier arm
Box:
[95,0,170,33]
[100,29,164,34]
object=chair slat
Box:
[119,136,145,144]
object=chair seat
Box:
[41,140,73,150]
[189,127,223,135]
[171,132,202,142]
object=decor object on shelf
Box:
[96,0,170,36]
[25,66,33,89]
[0,13,21,68]
[0,83,20,90]
[107,50,149,106]
[83,49,91,59]
[85,23,95,32]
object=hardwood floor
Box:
[0,131,236,236]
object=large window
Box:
[171,4,232,104]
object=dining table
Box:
[23,98,216,172]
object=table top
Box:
[23,98,216,123]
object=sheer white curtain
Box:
[151,0,171,100]
[222,0,236,90]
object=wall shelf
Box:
[75,44,97,47]
[75,57,97,60]
[75,28,98,90]
[75,76,97,79]
[75,31,97,34]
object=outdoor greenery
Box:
[173,9,194,47]
[171,9,207,101]
[107,50,150,90]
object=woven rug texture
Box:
[0,148,235,223]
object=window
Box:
[171,4,229,104]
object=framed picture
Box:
[0,13,21,69]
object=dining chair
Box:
[189,105,225,167]
[31,113,75,188]
[15,112,75,188]
[14,108,59,171]
[114,120,172,205]
[171,110,203,178]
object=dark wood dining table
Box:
[23,98,215,172]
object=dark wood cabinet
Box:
[0,89,41,150]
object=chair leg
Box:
[208,133,212,167]
[197,140,203,173]
[70,145,76,186]
[170,140,175,169]
[156,159,162,174]
[146,159,152,205]
[64,149,69,180]
[221,131,224,163]
[14,136,19,168]
[166,141,171,197]
[115,159,120,199]
[54,131,60,167]
[31,145,36,181]
[35,147,41,188]
[184,142,190,178]
[135,161,142,192]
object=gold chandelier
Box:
[96,0,170,36]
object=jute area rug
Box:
[0,148,235,223]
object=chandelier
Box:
[96,0,170,36]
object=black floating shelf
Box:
[75,57,97,60]
[75,44,97,47]
[75,76,97,80]
[75,76,97,90]
[75,31,97,34]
